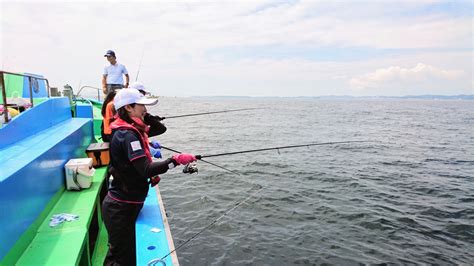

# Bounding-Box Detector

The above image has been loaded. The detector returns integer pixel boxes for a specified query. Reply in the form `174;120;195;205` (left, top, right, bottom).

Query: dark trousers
106;84;124;94
100;121;112;143
102;195;144;266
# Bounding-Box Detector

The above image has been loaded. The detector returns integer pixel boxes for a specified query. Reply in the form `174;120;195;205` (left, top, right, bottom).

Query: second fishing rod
162;140;367;175
194;140;367;159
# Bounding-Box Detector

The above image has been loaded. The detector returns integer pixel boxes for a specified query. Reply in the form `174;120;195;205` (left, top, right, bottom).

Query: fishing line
196;140;368;159
161;145;240;175
150;141;367;264
158;187;265;262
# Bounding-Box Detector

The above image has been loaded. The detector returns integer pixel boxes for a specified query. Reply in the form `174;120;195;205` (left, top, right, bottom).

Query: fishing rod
161;145;241;176
161;107;261;120
154;187;264;264
196;140;368;159
135;48;145;81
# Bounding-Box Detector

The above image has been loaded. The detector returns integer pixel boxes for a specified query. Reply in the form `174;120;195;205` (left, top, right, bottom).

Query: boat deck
14;167;107;265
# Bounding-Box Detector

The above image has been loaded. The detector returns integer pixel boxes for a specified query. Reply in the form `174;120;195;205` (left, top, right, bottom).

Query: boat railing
0;70;50;124
76;85;102;102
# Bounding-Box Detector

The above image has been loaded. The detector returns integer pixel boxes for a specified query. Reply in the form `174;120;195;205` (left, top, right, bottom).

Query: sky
1;0;473;97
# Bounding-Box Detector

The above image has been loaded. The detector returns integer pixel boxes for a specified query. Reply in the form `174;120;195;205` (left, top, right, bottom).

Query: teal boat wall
136;189;175;266
0;97;72;148
76;102;94;119
0;98;94;260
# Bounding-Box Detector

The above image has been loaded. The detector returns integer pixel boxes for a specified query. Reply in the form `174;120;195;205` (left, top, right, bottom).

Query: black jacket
109;128;172;202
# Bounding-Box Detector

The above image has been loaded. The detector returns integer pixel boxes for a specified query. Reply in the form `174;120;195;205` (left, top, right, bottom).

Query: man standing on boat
102;50;129;95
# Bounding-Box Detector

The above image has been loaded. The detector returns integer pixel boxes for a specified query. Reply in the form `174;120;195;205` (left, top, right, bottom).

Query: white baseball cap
129;82;146;92
114;88;158;110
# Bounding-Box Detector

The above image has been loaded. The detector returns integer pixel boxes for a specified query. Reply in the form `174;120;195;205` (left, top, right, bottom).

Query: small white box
64;158;96;191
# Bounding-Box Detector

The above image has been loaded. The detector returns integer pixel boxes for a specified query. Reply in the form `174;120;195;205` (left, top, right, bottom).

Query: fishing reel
183;163;198;174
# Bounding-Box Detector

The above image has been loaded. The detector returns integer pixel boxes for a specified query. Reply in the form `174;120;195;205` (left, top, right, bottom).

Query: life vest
103;101;115;135
110;117;152;162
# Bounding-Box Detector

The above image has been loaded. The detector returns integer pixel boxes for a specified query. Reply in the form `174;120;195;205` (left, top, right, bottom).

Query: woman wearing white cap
102;88;196;265
130;82;167;138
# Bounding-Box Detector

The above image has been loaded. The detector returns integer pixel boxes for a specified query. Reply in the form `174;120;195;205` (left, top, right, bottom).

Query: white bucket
64;158;96;191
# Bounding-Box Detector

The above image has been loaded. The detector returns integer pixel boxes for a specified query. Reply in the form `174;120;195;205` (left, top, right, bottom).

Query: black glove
150;176;161;187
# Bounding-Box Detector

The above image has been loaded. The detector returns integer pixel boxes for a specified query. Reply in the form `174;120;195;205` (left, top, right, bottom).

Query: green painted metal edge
16;229;88;266
0;188;64;266
91;223;109;266
93;119;102;141
92;102;103;140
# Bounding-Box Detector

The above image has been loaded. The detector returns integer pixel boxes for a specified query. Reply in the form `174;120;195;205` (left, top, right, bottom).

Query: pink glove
172;153;197;165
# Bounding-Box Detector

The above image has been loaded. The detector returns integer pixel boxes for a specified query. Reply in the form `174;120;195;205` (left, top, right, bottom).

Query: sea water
148;97;473;265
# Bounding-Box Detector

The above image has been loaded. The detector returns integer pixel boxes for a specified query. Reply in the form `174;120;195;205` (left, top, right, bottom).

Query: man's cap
104;50;116;57
114;88;158;110
129;82;149;94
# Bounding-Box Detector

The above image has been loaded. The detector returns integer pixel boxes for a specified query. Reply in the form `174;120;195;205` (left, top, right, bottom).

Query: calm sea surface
147;98;473;265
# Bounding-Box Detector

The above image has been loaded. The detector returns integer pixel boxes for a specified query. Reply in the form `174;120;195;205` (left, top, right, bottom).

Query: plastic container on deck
65;158;95;191
86;142;110;167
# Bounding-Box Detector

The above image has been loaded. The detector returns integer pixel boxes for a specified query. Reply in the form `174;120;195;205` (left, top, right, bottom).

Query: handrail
77;85;102;101
0;71;50;124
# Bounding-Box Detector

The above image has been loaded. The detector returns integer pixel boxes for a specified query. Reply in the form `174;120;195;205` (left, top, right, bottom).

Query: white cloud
0;1;472;96
349;63;469;95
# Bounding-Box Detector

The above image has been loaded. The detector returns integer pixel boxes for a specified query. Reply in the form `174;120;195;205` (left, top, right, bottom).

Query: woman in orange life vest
101;91;117;142
101;88;196;266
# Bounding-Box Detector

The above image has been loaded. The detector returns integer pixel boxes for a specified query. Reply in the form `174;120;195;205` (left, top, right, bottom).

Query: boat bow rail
76;85;102;102
0;71;51;124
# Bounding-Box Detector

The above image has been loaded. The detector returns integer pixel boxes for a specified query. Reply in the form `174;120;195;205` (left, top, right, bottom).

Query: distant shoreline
78;93;473;100
185;94;474;100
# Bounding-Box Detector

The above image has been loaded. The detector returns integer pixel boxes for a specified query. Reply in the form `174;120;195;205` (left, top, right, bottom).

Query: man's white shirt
103;63;128;85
